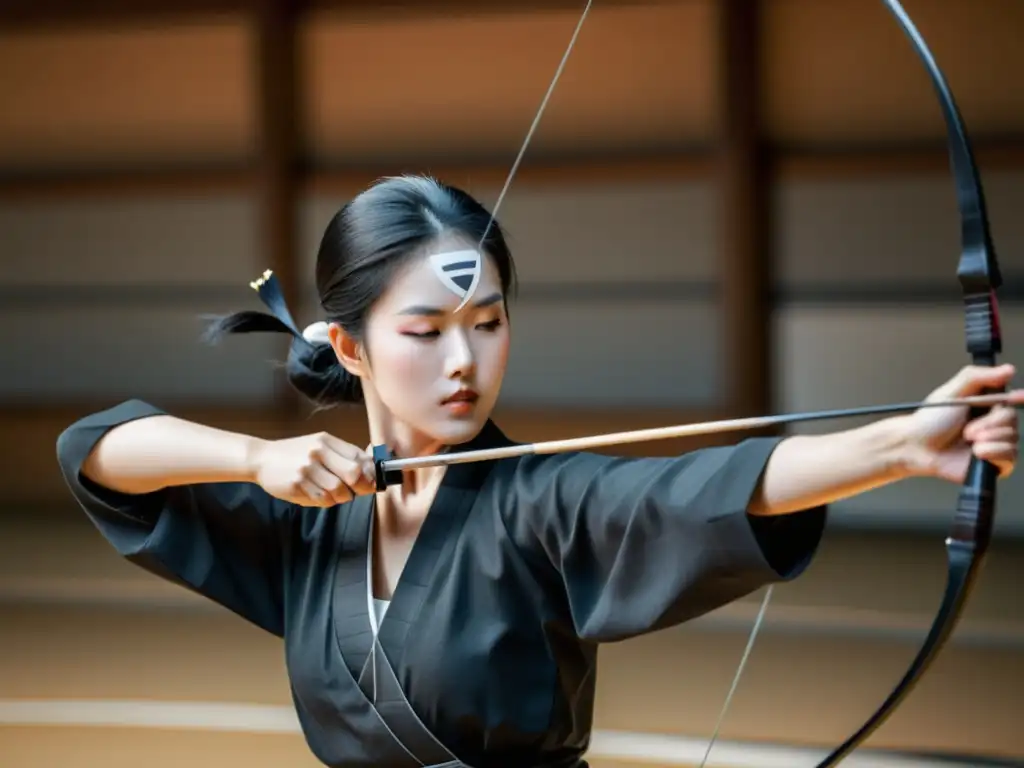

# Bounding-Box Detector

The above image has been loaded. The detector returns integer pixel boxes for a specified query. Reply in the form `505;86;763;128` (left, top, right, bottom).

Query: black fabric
57;401;827;768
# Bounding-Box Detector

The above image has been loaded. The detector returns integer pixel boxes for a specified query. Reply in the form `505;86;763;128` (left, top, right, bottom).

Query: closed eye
401;319;502;340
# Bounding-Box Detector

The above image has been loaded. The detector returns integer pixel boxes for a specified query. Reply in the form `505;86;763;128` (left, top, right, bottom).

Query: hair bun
203;270;363;407
285;335;363;406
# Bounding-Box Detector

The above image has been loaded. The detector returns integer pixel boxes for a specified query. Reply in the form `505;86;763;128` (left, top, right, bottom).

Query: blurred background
1;0;1022;766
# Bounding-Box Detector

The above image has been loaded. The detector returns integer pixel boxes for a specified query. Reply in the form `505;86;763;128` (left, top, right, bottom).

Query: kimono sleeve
504;437;826;642
55;400;294;637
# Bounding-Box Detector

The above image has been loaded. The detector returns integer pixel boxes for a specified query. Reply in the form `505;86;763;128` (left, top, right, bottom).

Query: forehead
385;247;502;303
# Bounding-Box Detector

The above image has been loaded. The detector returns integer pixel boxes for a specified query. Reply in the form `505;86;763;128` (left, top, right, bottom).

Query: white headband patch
428;249;482;312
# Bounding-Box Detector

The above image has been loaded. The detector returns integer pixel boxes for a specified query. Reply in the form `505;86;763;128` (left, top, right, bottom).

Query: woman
57;174;1020;768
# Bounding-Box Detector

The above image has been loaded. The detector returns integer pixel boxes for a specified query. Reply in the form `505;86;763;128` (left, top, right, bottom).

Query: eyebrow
398;292;503;317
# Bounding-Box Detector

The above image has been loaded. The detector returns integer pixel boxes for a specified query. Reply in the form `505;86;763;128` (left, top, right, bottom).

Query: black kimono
56;400;826;768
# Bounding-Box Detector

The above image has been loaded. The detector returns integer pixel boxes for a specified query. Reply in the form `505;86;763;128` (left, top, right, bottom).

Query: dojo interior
1;1;1023;766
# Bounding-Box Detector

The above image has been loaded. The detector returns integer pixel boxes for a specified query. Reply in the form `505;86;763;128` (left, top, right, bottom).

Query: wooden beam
306;0;672;9
717;0;772;423
0;167;255;202
253;0;302;413
301;0;678;24
0;0;671;29
0;0;248;29
0;139;1021;203
0;152;713;202
304;151;714;198
775;138;1024;179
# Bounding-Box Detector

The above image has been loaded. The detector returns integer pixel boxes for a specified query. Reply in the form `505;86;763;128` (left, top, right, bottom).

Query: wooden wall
1;1;1024;766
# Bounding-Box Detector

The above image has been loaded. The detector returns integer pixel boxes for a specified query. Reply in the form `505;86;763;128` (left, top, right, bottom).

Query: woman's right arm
56;400;373;637
77;407;264;495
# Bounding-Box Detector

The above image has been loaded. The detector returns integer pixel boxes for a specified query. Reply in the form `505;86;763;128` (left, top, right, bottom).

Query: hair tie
302;321;331;345
249;269;304;339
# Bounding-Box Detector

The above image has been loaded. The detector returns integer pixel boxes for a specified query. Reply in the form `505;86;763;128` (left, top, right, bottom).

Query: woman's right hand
249;432;377;507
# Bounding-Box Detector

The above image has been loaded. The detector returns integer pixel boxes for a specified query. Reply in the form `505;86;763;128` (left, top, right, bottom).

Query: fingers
967;425;1017;444
963;405;1018;440
937;363;1016;399
305;462;355;504
260;432;386;507
296;457;369;507
964;404;1019;478
298;478;335;507
295;432;376;502
972;441;1018;477
320;434;377;492
317;443;377;495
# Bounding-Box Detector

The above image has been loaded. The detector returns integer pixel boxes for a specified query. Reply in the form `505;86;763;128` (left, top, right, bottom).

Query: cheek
374;338;441;390
479;328;511;378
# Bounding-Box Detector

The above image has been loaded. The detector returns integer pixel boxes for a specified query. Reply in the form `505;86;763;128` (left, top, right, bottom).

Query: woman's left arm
751;364;1023;518
503;364;1021;643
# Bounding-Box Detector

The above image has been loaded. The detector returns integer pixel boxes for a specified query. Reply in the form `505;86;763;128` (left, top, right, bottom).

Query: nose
444;328;476;379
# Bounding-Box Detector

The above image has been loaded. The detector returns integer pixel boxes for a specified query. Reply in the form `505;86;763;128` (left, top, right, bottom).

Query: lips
442;389;478;405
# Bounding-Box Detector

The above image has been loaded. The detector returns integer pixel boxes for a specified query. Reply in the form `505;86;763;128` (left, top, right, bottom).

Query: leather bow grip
949;382;1001;556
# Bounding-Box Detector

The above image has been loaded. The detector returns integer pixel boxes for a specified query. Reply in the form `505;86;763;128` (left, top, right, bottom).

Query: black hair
204;175;517;407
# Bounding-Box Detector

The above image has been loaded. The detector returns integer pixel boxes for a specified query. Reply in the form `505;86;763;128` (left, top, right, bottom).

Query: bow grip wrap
952;452;998;556
950;287;1002;555
373;444;402;490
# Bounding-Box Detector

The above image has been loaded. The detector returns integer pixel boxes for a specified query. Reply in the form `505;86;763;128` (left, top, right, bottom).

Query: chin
429;413;491;446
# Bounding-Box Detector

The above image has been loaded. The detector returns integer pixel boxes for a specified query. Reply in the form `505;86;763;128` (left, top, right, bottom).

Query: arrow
376;393;1021;478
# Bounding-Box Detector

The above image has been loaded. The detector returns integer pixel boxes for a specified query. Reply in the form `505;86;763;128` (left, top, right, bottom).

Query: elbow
746;480;770;516
55;415;113;489
54;404;154;495
55;419;91;485
55;415;167;529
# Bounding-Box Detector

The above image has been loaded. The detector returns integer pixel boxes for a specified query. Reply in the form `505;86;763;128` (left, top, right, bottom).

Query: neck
362;390;449;496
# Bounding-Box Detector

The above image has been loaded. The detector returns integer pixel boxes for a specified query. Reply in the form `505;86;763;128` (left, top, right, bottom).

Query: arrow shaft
381;393;1014;473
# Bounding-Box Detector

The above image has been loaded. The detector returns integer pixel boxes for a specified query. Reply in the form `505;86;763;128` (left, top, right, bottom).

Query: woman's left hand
903;364;1024;483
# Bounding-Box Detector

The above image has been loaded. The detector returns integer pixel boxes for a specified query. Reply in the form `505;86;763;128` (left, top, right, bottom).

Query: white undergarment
373;597;390;624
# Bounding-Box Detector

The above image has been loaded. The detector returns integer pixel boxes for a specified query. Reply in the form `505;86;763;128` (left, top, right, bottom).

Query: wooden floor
1;509;1023;767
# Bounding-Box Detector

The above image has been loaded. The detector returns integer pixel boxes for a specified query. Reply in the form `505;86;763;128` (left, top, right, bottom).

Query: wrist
242;435;270;483
878;415;928;479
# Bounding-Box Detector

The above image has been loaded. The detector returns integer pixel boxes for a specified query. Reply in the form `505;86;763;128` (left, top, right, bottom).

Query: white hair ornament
302;321;331;345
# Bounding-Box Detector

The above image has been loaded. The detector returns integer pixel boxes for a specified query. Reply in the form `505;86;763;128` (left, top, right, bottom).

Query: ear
327;323;368;378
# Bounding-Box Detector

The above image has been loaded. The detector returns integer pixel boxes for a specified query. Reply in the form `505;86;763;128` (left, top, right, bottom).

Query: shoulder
492;436;786;501
489;436;790;538
491;449;631;499
485;449;629;545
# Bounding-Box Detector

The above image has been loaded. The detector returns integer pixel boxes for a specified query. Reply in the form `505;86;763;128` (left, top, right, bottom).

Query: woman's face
352;244;511;449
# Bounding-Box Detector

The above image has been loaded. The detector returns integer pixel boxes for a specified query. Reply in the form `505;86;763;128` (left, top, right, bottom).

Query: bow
808;1;1003;764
